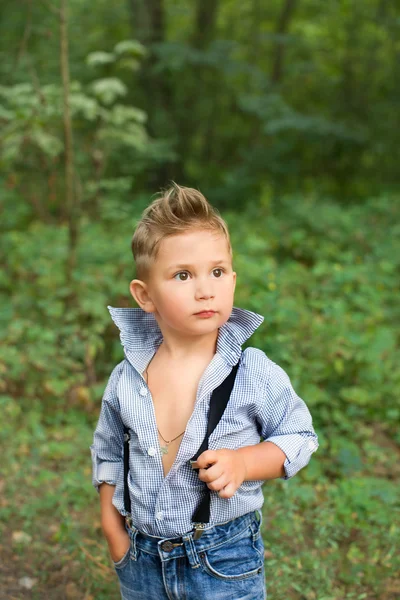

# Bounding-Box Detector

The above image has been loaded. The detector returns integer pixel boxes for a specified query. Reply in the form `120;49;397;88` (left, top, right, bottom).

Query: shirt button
147;447;157;457
139;387;148;396
156;511;164;520
308;440;317;451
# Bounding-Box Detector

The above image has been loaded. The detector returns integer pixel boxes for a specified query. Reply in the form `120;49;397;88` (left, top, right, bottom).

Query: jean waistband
125;510;261;563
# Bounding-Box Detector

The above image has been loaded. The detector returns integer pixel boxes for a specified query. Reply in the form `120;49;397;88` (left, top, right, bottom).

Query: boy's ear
129;279;156;313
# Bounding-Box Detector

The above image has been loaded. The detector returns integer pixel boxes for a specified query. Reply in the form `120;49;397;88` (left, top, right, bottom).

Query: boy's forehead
157;230;231;264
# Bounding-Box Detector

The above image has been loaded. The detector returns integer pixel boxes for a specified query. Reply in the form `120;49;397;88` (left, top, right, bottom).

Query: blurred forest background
0;1;399;599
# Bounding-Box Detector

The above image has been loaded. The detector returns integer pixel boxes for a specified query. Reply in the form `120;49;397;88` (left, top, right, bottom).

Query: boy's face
131;229;236;339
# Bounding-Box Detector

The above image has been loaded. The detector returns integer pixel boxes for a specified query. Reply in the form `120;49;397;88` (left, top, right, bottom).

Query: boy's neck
156;327;219;362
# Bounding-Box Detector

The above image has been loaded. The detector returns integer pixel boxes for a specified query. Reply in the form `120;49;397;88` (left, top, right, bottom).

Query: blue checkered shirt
91;306;318;537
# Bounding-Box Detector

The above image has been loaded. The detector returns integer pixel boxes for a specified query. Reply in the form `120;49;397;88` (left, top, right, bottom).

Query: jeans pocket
113;545;131;570
199;524;265;581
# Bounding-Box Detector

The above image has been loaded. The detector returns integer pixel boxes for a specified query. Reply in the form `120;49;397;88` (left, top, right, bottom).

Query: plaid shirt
91;306;318;537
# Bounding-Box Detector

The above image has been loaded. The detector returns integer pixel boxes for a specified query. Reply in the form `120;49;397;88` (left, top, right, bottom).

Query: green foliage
0;195;399;598
0;218;133;407
1;194;398;443
229;196;400;440
90;77;128;105
1;1;399;198
0;1;399;597
114;40;147;58
86;51;117;67
0;44;164;218
0;388;398;599
87;40;147;74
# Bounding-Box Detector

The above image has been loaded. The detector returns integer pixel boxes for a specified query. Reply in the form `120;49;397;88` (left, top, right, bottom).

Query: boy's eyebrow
168;259;230;271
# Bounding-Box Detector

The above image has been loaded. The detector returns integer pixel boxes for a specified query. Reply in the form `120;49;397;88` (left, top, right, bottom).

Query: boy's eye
212;268;224;278
174;271;190;281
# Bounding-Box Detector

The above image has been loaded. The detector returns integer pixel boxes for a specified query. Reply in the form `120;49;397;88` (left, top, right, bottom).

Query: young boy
91;184;318;600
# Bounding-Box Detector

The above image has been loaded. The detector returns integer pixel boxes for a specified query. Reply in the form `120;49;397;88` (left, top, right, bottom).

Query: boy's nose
195;280;215;300
196;290;214;300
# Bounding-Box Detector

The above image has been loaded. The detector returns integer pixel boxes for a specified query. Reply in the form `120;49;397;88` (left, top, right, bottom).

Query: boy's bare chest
147;373;201;477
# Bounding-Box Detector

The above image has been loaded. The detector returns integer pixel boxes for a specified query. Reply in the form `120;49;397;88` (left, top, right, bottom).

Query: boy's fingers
192;450;218;470
198;463;223;483
205;474;227;491
218;483;235;499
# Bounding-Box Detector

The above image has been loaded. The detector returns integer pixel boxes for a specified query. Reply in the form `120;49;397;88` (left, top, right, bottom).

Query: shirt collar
107;306;264;370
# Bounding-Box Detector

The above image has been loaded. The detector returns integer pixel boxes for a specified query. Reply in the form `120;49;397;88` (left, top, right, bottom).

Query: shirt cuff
265;434;318;480
91;447;123;491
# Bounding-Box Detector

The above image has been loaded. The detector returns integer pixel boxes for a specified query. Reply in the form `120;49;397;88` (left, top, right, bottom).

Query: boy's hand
192;449;247;499
99;483;130;563
106;528;131;563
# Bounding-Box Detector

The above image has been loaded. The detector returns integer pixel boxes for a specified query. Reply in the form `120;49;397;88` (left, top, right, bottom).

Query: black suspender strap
190;362;239;532
123;427;131;515
123;362;240;534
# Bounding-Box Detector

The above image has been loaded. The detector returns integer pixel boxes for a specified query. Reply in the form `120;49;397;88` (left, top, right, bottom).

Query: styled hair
131;183;231;278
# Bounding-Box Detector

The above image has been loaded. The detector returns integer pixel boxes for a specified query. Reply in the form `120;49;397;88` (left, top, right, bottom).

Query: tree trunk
250;0;262;64
186;0;221;171
271;0;298;84
193;0;219;49
127;0;178;186
127;0;149;43
60;0;78;295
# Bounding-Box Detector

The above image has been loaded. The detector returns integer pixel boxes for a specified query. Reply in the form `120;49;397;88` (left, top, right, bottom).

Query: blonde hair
132;183;231;278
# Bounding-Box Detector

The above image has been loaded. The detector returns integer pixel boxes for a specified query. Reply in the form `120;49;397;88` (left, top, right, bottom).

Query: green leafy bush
1;193;399;599
1;194;399;447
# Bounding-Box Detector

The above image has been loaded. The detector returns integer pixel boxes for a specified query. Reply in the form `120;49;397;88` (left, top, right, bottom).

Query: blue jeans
113;511;266;600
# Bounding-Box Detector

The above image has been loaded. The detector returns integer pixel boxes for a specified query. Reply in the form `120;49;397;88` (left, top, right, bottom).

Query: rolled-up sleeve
256;361;318;479
90;361;125;491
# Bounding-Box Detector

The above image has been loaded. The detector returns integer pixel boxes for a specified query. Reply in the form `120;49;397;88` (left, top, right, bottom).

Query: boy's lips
194;310;217;317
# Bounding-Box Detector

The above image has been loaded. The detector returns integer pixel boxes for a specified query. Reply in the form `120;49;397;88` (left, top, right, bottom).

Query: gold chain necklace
157;428;185;455
144;363;185;455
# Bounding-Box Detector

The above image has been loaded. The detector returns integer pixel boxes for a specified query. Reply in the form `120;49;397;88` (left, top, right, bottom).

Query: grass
0;395;399;600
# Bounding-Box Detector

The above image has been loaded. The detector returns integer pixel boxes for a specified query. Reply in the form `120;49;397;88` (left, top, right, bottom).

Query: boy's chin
178;320;221;337
193;313;230;331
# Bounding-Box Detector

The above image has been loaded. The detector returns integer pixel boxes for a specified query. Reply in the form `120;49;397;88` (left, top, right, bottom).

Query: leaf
114;40;147;58
86;51;116;67
108;104;147;125
339;387;369;406
30;129;64;158
70;93;100;121
98;122;148;150
0;104;14;120
90;78;127;105
364;328;396;362
116;57;141;72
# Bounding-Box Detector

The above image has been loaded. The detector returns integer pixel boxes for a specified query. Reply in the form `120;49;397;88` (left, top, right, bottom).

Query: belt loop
130;528;139;561
250;511;262;541
126;517;139;561
182;533;201;569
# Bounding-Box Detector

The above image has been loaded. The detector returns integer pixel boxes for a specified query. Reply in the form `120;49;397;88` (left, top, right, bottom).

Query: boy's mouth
194;310;216;318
